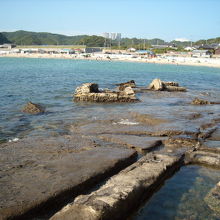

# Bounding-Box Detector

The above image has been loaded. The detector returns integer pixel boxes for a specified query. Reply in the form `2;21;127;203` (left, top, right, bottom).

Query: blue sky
1;0;220;41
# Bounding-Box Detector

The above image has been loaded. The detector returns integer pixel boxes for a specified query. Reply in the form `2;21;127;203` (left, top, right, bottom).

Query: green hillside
195;37;220;45
0;33;11;44
2;30;87;45
0;30;219;48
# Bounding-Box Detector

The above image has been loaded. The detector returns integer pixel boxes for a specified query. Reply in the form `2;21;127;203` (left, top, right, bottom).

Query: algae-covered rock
22;102;45;114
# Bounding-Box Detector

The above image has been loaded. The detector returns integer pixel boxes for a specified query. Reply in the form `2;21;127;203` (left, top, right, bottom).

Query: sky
1;0;220;41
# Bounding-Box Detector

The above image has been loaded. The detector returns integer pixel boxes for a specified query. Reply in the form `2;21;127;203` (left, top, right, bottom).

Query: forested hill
1;30;87;45
0;33;11;44
0;30;219;48
194;37;220;45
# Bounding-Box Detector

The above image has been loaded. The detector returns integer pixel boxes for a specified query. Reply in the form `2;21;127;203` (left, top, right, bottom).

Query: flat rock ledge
204;181;220;217
0;137;137;220
98;134;163;152
74;83;139;103
50;153;183;220
147;78;186;92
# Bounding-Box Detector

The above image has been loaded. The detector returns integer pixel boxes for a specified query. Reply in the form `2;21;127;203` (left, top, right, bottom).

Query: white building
192;50;212;58
110;33;121;41
102;32;110;39
102;33;121;41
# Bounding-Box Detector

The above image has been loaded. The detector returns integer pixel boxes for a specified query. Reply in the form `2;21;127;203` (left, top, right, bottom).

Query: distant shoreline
1;53;220;69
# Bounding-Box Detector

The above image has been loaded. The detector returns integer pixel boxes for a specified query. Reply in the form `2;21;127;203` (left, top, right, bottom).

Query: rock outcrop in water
74;83;139;102
22;102;45;114
147;78;186;92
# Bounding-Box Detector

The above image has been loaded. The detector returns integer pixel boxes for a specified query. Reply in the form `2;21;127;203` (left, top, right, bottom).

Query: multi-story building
102;33;121;41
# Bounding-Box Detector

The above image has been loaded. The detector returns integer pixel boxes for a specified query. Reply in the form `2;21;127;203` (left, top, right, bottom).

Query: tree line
0;30;219;49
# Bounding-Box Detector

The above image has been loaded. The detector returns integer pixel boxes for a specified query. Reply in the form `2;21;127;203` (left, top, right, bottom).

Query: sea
0;57;220;142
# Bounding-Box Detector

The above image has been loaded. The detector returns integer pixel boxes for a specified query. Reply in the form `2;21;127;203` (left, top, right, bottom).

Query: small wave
8;138;19;143
113;119;139;125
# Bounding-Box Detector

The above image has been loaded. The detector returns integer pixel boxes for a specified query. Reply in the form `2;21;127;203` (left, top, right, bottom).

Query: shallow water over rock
132;165;220;220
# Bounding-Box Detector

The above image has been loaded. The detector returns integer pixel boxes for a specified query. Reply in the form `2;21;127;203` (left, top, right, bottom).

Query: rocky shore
1;78;220;220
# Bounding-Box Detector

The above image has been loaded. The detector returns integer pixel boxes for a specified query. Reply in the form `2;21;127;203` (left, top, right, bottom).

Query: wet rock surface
0;135;137;220
50;153;183;220
22;102;45;114
208;128;220;141
98;134;165;152
74;83;139;102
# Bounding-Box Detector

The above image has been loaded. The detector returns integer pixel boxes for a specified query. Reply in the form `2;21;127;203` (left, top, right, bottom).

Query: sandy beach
1;52;220;68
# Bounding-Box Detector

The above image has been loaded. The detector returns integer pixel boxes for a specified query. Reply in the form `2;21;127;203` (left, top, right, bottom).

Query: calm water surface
133;165;220;220
0;57;220;141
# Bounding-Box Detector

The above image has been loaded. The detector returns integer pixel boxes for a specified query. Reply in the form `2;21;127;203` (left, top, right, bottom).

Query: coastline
1;53;220;68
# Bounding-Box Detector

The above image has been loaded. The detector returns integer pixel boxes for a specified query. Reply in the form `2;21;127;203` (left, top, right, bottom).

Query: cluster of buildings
0;45;102;55
150;42;220;58
0;41;220;59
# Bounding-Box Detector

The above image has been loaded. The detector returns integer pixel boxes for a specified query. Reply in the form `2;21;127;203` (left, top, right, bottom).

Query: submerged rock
22;102;45;114
74;83;139;103
147;78;186;92
191;98;210;105
191;98;220;105
204;181;220;217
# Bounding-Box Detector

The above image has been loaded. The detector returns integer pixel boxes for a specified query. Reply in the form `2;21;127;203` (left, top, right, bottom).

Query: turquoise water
0;57;220;141
133;165;220;220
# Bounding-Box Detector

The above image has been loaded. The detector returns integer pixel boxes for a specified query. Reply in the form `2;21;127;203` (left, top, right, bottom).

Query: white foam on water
113;119;139;125
8;138;19;143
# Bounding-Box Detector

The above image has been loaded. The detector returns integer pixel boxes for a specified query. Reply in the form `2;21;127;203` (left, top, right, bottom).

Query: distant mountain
0;30;219;48
1;30;87;45
0;31;167;48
